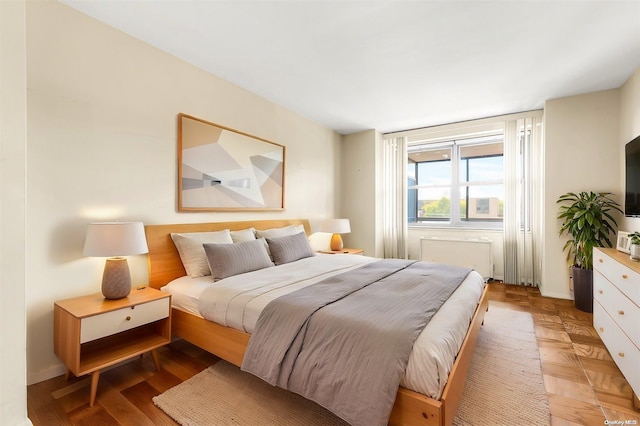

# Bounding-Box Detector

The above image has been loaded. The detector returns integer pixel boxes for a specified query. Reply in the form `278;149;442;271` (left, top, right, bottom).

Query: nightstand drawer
81;297;170;343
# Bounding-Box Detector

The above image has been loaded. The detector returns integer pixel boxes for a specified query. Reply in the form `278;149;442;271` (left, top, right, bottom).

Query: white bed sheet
161;254;484;399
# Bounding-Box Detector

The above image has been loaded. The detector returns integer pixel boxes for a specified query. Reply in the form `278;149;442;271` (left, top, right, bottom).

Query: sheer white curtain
381;136;408;259
503;115;544;286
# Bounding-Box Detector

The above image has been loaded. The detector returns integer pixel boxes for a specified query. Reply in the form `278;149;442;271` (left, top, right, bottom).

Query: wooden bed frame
145;219;489;426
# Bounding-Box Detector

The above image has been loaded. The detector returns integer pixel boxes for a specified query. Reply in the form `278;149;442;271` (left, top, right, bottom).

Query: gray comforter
241;259;471;426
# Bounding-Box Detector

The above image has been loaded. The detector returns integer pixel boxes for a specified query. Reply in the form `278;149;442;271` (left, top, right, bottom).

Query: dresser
593;247;640;409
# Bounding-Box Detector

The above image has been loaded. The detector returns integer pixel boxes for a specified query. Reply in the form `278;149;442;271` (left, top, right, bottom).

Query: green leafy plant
557;191;622;270
629;231;640;245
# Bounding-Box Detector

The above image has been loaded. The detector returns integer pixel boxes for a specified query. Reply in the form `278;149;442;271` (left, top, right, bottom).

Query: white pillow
171;230;233;277
255;224;305;239
230;228;256;243
255;225;305;259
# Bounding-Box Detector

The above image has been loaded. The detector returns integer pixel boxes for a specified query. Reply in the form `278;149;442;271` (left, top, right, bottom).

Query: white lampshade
321;219;351;234
83;222;148;300
83;222;148;257
321;219;351;251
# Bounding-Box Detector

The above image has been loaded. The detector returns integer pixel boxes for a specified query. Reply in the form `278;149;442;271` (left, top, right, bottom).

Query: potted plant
557;191;622;312
629;231;640;261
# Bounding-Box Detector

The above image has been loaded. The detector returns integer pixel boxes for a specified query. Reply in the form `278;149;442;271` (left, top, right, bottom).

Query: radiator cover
420;237;493;281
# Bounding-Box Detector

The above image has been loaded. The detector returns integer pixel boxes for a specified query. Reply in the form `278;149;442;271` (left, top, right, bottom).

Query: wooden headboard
144;219;311;289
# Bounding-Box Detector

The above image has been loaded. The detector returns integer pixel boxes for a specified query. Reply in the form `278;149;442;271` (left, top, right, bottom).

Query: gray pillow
203;238;273;280
171;230;233;277
266;232;316;265
255;225;306;259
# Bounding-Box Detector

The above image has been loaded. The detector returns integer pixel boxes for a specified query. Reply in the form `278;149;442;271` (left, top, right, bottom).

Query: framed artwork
177;113;285;211
616;230;631;254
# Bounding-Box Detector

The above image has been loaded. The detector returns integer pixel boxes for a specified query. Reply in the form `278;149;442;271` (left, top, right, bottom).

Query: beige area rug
153;305;549;426
453;305;550;425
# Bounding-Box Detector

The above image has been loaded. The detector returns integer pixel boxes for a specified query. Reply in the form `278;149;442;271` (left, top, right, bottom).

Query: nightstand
319;248;364;255
54;286;171;406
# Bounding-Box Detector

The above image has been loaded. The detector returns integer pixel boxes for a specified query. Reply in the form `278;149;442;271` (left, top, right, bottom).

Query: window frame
407;134;504;230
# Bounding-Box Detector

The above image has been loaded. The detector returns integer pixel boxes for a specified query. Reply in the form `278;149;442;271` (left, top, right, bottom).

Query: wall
1;0;31;424
542;89;621;299
619;68;640;234
26;0;341;384
340;130;381;256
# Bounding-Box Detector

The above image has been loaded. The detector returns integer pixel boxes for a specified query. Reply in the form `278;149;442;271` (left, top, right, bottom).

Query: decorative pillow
266;232;316;265
230;228;256;243
254;224;305;239
203;238;274;280
170;230;233;277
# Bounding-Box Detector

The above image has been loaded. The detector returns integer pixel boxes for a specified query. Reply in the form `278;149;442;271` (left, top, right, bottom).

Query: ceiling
60;1;640;135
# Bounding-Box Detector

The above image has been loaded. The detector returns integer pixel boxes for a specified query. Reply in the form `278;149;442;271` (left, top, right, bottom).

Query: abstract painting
178;114;285;211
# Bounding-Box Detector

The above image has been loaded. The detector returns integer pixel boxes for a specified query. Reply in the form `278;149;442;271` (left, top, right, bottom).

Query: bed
145;219;489;426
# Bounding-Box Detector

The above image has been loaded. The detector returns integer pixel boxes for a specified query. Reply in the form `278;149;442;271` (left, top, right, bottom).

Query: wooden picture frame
177;113;285;211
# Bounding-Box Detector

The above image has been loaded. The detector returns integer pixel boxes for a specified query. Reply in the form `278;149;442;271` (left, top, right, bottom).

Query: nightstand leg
65;368;71;381
89;370;100;407
150;349;160;371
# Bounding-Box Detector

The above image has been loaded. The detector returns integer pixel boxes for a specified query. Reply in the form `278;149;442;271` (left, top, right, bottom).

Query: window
407;134;504;227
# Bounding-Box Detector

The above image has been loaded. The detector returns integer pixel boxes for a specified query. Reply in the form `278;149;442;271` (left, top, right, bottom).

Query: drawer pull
126;316;131;321
598;258;603;263
618;310;624;315
599;327;604;332
618;352;625;358
598;290;603;294
622;274;628;280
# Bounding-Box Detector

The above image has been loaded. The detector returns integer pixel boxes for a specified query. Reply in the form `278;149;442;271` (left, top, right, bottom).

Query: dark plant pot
572;266;593;313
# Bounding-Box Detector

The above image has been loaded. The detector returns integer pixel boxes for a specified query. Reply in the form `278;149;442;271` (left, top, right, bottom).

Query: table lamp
83;222;149;299
321;219;351;251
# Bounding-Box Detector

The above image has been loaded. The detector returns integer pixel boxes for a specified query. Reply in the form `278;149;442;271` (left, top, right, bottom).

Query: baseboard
28;356;149;385
28;363;66;386
539;288;572;300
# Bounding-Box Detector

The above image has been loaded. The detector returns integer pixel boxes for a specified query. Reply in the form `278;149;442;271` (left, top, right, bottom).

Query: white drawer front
594;271;640;349
594;301;640;395
81;297;170;343
594;248;640;304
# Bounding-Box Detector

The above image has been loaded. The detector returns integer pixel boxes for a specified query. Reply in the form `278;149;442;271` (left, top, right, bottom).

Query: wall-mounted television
625;134;640;217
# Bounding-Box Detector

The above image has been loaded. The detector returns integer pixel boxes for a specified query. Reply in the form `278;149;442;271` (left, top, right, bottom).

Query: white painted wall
542;89;622;299
25;1;340;384
340;130;381;256
1;0;31;424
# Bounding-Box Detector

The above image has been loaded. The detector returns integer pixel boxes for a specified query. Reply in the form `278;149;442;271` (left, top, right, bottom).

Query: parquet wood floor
27;283;640;425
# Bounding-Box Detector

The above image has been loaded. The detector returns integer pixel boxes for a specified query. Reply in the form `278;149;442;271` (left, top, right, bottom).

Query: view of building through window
407;134;504;227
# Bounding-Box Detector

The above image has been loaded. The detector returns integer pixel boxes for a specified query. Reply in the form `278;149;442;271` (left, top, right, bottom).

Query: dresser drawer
594;248;640;304
81;297;170;343
594;271;640;348
594;301;640;394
